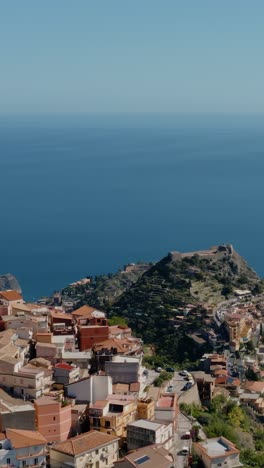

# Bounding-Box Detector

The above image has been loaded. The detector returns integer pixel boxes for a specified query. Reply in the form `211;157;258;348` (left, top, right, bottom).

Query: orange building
34;396;72;442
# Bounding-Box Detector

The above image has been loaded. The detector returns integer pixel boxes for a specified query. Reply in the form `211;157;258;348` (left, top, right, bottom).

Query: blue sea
1;113;264;300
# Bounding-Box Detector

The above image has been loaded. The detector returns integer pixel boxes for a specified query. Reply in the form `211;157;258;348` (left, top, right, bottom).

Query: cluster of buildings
215;298;262;349
0;289;179;467
188;352;264;422
3;280;262;467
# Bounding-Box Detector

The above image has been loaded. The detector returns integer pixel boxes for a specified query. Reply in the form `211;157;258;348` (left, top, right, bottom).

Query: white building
65;374;112;403
0;429;47;467
127;419;174;452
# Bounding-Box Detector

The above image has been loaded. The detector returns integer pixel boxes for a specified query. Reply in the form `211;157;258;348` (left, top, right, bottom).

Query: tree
245;368;259;381
108;316;128;327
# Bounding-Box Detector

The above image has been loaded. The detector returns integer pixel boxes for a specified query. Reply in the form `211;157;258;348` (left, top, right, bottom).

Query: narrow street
174;412;192;468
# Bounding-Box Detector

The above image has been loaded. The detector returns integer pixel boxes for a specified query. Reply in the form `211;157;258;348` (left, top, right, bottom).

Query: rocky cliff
0;273;22;293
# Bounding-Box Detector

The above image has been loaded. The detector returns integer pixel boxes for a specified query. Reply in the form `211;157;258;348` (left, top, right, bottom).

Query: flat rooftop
157;396;174;408
128;419;162;431
112;355;140;363
198;437;239;457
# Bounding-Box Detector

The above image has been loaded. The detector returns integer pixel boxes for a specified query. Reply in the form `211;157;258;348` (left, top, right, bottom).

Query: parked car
185;374;193;381
181;431;191;440
156;367;162;372
181;446;189;456
179;370;188;376
143;369;149;376
166;367;175;373
183;382;193;391
167;385;174;392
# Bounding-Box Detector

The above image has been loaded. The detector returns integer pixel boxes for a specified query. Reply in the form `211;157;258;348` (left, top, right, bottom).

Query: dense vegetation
61;246;262;366
61;263;150;308
107;247;261;365
180;396;264;467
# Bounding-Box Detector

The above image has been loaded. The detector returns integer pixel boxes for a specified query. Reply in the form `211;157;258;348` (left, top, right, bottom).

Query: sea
1;113;264;301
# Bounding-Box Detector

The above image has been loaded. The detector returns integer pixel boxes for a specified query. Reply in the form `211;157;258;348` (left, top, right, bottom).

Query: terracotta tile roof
226;377;241;387
6;429;47;448
72;305;98;317
244;381;264;393
52;430;119;456
215;377;227;385
50;310;72;320
0;290;22;301
92;338;134;354
55;362;74;371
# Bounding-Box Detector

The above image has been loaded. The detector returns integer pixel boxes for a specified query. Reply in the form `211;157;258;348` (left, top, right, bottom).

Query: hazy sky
1;1;264;113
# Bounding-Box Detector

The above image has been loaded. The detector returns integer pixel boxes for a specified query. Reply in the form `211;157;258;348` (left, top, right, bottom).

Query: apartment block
50;430;119;468
89;395;137;440
127;419;174;452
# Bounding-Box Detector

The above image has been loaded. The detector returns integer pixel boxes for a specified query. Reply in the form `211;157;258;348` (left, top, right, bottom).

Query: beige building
0;365;45;399
50;430;119;468
137;398;155;420
89;395;137;441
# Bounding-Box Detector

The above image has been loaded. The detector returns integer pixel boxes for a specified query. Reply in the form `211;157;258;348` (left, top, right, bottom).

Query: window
53;416;56;421
7;459;10;465
95;449;99;455
34;458;38;465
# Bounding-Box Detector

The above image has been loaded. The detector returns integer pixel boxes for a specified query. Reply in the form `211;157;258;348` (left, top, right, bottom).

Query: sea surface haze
0;113;264;300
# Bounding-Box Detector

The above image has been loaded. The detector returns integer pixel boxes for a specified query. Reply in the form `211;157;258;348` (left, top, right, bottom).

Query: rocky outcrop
0;273;22;293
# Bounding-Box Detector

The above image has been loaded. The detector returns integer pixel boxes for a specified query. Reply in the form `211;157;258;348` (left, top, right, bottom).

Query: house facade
50;430;119;468
0;429;47;468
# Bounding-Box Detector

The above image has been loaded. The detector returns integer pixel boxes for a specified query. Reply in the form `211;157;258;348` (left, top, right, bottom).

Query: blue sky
1;1;264;113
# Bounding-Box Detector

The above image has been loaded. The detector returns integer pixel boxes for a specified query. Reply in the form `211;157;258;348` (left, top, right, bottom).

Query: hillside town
0;279;264;468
